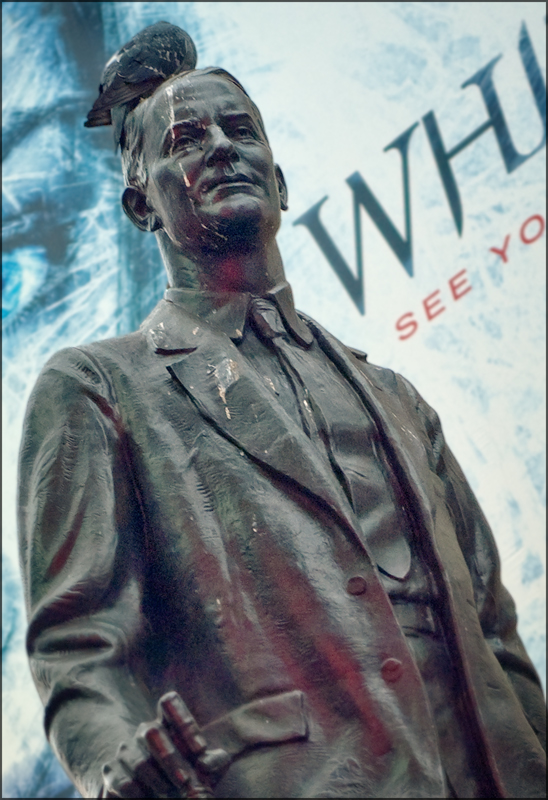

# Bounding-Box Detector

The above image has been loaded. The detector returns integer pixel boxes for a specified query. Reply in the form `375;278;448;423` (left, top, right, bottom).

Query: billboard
2;3;545;796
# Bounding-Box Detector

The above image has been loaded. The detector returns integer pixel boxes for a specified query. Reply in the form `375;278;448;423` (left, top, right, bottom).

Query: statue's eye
164;127;203;155
174;135;199;151
233;125;256;139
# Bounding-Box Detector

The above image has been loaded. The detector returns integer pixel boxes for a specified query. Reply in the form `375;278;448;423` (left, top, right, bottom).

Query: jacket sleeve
18;347;156;798
396;373;546;753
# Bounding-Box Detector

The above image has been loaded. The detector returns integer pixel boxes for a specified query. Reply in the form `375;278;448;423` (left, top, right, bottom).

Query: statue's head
121;69;288;255
86;24;288;259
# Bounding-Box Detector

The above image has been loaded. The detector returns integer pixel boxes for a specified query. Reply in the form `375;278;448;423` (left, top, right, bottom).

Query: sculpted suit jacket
18;296;546;798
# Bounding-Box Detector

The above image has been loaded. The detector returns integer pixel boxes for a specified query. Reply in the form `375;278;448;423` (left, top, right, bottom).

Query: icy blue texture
3;3;545;797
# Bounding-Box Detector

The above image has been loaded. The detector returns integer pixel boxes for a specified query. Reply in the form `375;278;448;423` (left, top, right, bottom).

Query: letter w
293;123;418;315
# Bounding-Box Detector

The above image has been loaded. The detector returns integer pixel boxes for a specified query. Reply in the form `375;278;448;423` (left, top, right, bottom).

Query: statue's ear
122;187;162;232
275;165;288;211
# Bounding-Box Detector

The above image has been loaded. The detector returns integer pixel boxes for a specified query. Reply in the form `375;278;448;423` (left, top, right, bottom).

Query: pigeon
84;21;197;142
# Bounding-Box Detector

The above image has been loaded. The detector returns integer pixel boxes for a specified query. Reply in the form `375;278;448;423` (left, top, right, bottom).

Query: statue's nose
205;126;238;166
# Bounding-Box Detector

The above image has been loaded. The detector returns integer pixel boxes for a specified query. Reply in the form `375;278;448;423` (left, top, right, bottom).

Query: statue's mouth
203;173;255;193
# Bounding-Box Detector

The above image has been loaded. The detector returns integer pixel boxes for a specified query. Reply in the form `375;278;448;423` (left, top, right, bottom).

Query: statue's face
139;73;287;253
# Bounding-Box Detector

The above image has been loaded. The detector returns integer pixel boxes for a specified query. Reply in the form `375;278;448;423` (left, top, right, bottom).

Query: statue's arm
18;347;158;797
396;373;546;753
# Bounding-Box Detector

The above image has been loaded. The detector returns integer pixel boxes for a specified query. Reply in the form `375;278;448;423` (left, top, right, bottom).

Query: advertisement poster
3;3;545;796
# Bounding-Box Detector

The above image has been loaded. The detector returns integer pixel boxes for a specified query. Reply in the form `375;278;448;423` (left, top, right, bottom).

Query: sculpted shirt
165;283;481;797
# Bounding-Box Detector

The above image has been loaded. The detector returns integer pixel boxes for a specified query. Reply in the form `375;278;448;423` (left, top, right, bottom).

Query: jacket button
346;576;367;595
381;658;403;683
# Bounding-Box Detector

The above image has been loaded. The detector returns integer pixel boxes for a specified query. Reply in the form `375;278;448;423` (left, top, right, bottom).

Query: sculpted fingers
156;692;230;793
138;720;215;799
102;754;148;798
158;692;230;782
136;720;193;791
120;738;177;797
158;692;207;758
102;740;174;798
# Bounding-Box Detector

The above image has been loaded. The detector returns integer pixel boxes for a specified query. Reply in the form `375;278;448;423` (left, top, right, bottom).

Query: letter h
423;22;546;236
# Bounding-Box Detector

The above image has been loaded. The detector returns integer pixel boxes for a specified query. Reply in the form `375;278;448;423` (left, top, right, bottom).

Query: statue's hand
101;692;230;798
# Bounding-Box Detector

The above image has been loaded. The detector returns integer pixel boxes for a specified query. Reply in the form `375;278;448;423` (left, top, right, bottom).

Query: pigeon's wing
119;22;197;79
84;75;164;127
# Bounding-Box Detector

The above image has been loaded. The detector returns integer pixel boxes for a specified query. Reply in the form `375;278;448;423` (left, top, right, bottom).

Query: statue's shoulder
33;302;170;397
47;298;176;368
27;332;143;415
43;328;146;376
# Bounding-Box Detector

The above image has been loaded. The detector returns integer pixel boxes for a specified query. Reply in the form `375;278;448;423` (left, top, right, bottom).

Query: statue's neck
155;230;286;295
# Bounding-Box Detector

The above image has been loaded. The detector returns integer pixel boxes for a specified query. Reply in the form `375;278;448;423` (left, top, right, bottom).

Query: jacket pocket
202;689;309;759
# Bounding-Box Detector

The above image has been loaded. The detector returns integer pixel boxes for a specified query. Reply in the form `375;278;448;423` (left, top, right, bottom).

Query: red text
396;269;473;341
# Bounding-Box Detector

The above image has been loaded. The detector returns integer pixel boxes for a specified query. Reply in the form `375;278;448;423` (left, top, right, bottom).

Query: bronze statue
18;22;546;799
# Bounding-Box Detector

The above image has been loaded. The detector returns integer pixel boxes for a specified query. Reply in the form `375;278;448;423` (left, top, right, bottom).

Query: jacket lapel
143;301;365;545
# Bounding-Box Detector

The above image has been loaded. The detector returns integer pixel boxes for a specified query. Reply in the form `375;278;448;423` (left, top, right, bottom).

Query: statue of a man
18;23;546;799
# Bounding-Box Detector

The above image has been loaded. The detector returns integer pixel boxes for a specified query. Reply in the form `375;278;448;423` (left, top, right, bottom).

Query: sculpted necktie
248;298;355;504
248;297;413;582
248;298;320;438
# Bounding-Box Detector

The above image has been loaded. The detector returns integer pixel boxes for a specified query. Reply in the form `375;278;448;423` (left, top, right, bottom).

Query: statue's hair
119;67;268;191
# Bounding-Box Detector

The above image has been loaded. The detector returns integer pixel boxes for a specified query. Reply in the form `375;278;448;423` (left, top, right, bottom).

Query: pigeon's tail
84;109;111;128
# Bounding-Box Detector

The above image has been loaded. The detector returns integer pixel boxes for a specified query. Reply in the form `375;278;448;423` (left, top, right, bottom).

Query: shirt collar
164;281;314;347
